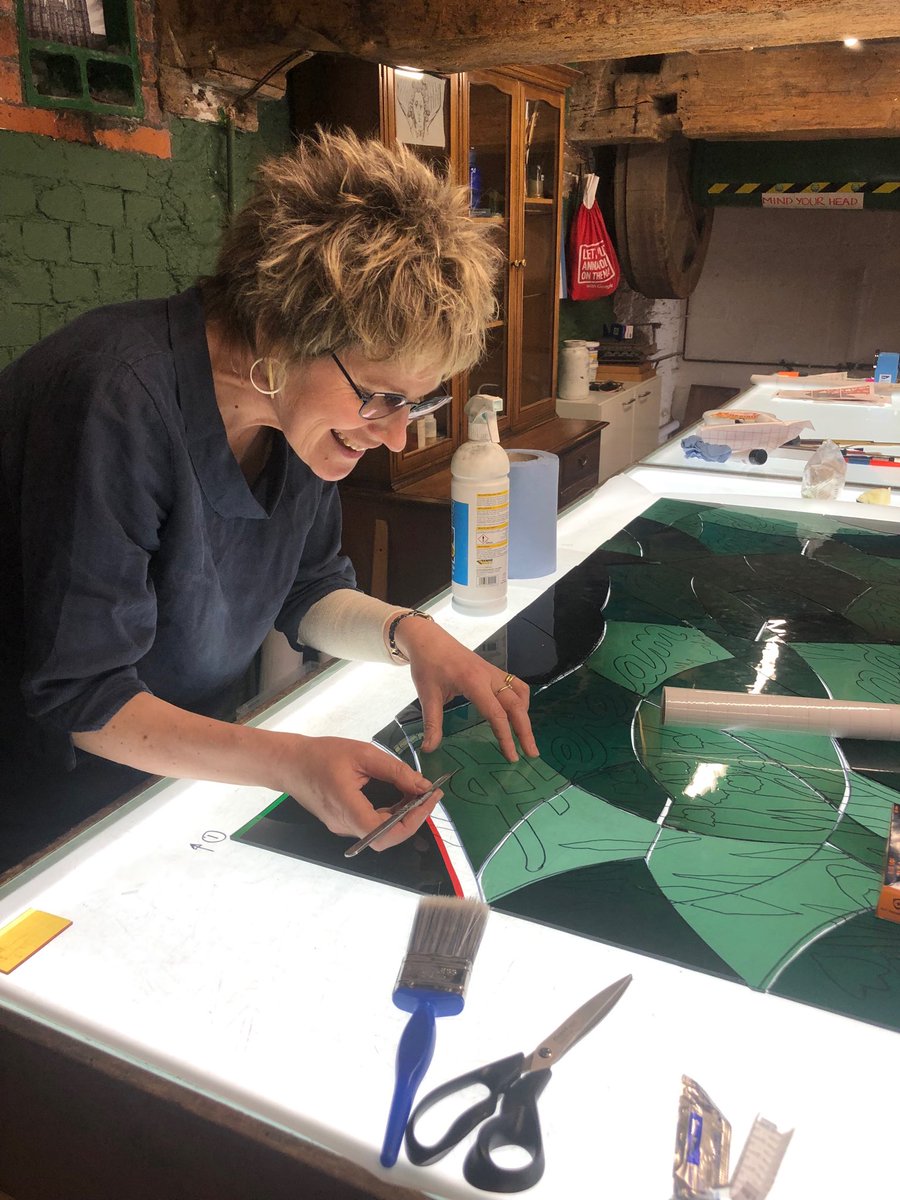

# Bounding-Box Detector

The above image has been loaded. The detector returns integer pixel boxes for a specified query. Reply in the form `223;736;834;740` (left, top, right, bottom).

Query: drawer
557;434;601;508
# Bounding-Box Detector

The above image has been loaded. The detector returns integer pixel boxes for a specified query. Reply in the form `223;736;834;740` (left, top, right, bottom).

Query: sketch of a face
396;74;446;147
409;82;429;139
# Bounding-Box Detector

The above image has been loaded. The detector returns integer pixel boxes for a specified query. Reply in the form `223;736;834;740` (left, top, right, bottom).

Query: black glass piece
771;910;900;1033
493;858;743;982
838;740;900;793
232;780;456;895
577;759;672;823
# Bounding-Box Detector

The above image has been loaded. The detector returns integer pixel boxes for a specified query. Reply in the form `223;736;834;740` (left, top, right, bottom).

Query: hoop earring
249;357;288;396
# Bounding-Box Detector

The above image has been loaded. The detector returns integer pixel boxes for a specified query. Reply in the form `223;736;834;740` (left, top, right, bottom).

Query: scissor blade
521;975;632;1073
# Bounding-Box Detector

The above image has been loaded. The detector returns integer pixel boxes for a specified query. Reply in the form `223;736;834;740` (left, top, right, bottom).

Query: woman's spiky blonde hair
200;128;501;379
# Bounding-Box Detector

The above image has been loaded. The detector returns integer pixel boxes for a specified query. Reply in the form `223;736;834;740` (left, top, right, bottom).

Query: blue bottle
468;147;482;212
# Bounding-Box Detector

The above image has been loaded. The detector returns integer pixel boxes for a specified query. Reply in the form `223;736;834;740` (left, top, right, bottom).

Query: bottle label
451;498;469;585
451;488;509;589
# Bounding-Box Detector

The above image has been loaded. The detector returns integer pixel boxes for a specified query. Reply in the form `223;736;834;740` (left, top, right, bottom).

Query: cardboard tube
662;687;900;741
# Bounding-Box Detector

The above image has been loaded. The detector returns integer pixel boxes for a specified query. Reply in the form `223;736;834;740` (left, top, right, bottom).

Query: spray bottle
451;392;509;614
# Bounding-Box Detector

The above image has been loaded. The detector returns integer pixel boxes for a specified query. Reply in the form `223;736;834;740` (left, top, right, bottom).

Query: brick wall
0;0;169;156
0;101;291;366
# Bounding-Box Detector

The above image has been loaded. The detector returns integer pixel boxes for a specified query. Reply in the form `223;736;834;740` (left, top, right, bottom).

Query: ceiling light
843;36;861;48
395;67;425;79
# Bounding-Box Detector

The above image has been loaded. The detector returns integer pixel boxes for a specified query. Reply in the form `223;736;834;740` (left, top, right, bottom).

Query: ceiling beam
568;41;900;142
158;0;900;72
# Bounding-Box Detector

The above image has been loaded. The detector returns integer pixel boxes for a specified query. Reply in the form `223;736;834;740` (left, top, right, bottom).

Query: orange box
876;803;900;924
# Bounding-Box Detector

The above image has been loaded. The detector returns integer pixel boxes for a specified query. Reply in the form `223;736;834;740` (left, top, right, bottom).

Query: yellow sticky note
0;908;72;973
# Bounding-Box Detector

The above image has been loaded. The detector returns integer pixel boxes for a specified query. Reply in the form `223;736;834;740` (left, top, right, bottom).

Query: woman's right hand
277;734;441;850
72;695;442;852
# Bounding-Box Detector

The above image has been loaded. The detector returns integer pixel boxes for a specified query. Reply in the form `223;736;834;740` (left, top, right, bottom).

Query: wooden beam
568;41;900;143
156;0;900;72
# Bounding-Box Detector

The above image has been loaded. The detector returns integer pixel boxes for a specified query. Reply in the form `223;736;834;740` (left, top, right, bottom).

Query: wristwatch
387;609;434;663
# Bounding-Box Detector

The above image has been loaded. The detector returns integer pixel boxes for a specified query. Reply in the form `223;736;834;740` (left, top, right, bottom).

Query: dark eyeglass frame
331;353;452;421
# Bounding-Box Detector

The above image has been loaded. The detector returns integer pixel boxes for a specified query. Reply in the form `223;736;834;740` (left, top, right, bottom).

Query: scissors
404;973;632;1192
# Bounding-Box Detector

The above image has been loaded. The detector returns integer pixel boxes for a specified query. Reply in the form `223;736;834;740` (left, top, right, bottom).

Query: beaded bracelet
387;609;434;662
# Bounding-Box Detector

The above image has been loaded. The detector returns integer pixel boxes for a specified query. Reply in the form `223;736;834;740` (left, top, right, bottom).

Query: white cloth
297;590;408;666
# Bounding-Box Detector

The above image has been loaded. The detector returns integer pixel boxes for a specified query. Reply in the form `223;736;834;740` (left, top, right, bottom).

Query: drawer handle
577;455;588;469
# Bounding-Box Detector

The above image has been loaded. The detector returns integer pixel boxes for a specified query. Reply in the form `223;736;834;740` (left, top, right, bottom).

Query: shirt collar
167;288;288;519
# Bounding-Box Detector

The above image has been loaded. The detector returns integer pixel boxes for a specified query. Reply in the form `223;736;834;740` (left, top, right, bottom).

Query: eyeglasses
331;353;452;421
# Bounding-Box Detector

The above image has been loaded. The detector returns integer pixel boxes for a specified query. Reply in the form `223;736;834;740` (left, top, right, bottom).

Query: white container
451;394;509;614
558;343;591;401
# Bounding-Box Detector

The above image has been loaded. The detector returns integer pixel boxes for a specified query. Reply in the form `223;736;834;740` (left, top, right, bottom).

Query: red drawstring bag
567;174;620;299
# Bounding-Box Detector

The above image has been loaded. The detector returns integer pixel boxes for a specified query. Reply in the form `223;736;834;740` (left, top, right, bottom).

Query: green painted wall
0;101;291;367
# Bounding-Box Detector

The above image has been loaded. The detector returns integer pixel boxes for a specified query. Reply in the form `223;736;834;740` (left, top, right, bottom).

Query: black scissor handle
463;1068;551;1193
405;1052;525;1167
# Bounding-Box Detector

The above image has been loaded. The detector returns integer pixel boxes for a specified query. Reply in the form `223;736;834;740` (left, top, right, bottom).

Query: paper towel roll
508;449;559;578
662;687;900;740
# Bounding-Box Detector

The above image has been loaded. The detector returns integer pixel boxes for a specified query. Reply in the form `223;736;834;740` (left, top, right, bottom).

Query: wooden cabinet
288;56;600;606
463;66;572;438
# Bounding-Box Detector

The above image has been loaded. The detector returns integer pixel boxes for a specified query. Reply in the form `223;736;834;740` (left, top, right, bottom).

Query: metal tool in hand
344;771;457;858
404;973;632;1192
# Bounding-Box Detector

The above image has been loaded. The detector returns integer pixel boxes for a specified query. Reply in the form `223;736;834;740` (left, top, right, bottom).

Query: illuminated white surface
644;381;900;488
0;472;897;1198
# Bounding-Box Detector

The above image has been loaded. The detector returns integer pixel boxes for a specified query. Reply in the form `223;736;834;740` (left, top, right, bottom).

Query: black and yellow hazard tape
707;180;900;195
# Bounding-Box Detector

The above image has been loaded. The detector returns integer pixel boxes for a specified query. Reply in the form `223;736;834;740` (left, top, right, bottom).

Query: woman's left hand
394;617;539;762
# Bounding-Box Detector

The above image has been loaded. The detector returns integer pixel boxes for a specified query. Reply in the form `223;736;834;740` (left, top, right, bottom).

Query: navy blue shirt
0;287;356;776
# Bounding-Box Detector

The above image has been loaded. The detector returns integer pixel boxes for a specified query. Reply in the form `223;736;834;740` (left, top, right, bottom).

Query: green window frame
16;0;143;118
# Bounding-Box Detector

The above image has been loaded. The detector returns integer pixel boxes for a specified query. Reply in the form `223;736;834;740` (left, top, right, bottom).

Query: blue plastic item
682;436;732;463
468;147;482;211
875;351;899;384
380;988;465;1167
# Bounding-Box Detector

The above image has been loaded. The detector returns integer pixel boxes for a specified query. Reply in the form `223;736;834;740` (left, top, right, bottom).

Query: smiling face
271;351;444;482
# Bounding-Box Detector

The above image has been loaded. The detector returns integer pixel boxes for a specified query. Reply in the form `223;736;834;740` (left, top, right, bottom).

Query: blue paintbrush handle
380;1000;437;1168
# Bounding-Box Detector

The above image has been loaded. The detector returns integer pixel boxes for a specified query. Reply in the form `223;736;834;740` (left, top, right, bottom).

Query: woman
0;129;537;872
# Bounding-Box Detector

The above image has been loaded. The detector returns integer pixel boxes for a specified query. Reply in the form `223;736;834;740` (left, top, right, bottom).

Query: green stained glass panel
479;784;658;901
648;830;878;987
791;643;900;703
232;497;900;1033
587;621;732;696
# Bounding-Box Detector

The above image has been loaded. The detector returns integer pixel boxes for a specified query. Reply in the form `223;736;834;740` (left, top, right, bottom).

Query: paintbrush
380;895;489;1168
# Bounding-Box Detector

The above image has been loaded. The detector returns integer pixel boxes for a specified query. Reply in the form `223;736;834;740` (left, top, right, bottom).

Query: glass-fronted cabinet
465;75;513;416
463;69;565;439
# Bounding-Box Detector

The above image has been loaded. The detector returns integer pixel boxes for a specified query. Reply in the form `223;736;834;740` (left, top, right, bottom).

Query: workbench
2;441;898;1200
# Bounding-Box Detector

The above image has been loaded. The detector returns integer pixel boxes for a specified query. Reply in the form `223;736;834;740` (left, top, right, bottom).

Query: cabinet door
464;72;515;430
598;393;635;482
631;378;662;462
515;82;562;430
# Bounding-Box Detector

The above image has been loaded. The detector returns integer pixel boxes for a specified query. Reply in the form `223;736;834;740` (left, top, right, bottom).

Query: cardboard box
876;802;900;923
595;361;656;383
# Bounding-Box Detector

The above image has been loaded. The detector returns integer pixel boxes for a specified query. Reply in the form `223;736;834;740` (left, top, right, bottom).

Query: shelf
524;196;555;206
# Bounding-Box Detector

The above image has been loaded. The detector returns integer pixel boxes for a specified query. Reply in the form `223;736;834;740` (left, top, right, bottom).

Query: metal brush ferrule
397;953;472;995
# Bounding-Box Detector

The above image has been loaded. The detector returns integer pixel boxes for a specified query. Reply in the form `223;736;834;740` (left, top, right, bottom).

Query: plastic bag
567;174;620;299
800;440;847;500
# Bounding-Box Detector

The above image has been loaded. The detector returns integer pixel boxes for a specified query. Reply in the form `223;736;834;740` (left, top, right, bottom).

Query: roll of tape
508;449;559;579
662;687;900;741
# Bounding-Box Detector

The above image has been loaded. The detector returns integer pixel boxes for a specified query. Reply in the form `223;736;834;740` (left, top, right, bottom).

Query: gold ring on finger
496;683;514;695
503;673;516;685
